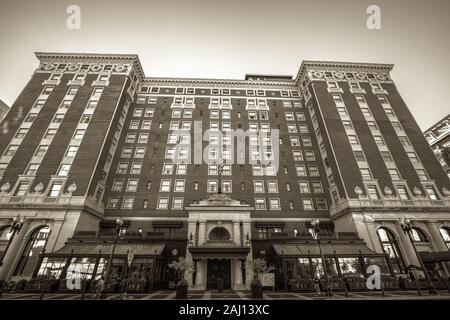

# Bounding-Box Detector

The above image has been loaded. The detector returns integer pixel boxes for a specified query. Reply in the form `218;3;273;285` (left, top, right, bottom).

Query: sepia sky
0;0;449;130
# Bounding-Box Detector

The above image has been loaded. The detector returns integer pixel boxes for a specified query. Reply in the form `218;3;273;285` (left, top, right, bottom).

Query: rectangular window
4;145;18;156
15;128;29;139
172;197;184;210
361;168;372;180
66;146;78;157
381;151;393;162
269;198;281;210
25;163;39;176
49;181;63;197
107;198;119;209
397;186;410;200
207;180;218;193
425;186;438;200
117;162;128;174
416;169;428;181
141;120;152;130
311;181;324;193
348;135;359;144
121;147;132;158
298;181;310;193
126;133;136;143
160;179;171;192
255;198;266;210
73;129;85;140
305;150;316;161
157;197;169;210
130;162;142;174
354;150;366;162
174;179;185;192
293;150;303;161
34;145;48;157
43;128;57;139
57;164;71;176
138;133;149;143
254;180;265;193
122;197;135;209
177;164;187;175
407;152;420;162
112;180;124;191
309;166;320;177
267;181;278;193
15;182;30;196
129;120;140;130
302;199;314;210
126;179;139;192
316;198;328;210
52;114;65;123
134;147;146;158
296;165;307;176
367;185;380;199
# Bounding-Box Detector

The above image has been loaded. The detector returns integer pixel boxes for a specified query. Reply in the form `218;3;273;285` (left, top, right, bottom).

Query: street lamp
310;218;333;297
0;215;25;266
102;217;124;299
399;216;437;295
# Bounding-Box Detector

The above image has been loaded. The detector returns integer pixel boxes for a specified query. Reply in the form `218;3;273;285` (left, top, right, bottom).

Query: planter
250;280;263;299
176;281;188;299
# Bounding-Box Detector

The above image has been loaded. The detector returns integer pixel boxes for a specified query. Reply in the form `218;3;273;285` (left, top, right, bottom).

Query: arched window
410;228;428;242
14;226;51;276
208;227;231;241
377;227;405;274
440;227;450;249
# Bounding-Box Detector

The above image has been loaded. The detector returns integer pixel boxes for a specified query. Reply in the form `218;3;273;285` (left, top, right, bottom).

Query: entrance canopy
273;243;380;257
189;241;250;259
53;243;165;256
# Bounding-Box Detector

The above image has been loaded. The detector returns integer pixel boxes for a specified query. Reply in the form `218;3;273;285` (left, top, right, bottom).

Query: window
302;199;314;210
129;120;140;130
254;180;265;193
293;150;303;161
57;164;71;176
255;198;266;210
44;128;57;139
287;124;297;133
416;169;429;181
398;136;411;146
207;180;218;193
141;120;152;130
14;226;50;276
138;133;149;143
397;186;410;200
49;181;63;197
66;146;78;157
342;120;353;130
298;181;310;193
222;181;232;193
309;166;320;177
33;99;46;110
126;133;136;143
122;197;135;209
389;169;401;180
354;150;366;162
360;168;372;180
367;121;378;131
107;198;119;209
112;180;124;191
73;129;85;140
117;162;128;174
174;180;185;192
316;199;328;210
35;145;48;157
337;107;347;117
160;179;171;192
172;197;184;210
305;150;316;161
299;125;309;133
311;181;324;193
52;113;65;123
361;108;372;117
4;145;18;156
15;128;29;139
267;181;278;193
373;136;385;145
367;185;380;199
15;182;30;196
269;198;281;210
425;186;439;200
134;147;146;158
332;94;344;104
157;197;169;210
25;163;39;176
163;163;174;175
121;147;132;158
87;100;98;109
296;165;307;177
407;152;419;163
290;136;300;147
439;227;450;249
381;151;393;162
377;229;404;274
24;113;37;123
126;179;139;192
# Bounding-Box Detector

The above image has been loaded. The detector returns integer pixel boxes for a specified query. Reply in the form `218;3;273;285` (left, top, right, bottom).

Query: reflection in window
410;228;427;242
377;228;405;273
338;258;362;276
14;226;51;276
440;227;450;249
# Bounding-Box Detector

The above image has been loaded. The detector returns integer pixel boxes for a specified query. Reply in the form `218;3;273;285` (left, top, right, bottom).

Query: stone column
233;222;241;246
194;259;207;290
233;259;244;290
395;224;420;272
198;222;206;246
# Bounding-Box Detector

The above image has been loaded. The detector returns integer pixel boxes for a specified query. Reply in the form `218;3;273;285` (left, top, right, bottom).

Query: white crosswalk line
164;292;176;300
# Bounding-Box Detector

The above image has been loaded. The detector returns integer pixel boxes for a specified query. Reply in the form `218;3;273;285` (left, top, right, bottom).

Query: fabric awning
52;243;165;256
189;241;250;259
273;243;380;257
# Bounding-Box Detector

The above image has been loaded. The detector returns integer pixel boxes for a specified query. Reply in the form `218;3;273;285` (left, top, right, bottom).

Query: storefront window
311;258;324;278
364;257;391;275
292;258;311;279
67;257;98;279
338;258;362;276
325;258;339;276
37;257;67;278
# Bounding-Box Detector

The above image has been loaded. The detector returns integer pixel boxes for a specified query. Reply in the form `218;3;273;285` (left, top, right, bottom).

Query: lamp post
102;217;124;299
310;218;333;297
217;159;226;194
399;216;436;295
0;215;25;266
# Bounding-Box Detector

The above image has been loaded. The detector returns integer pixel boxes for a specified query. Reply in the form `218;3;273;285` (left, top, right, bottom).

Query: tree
168;257;195;285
